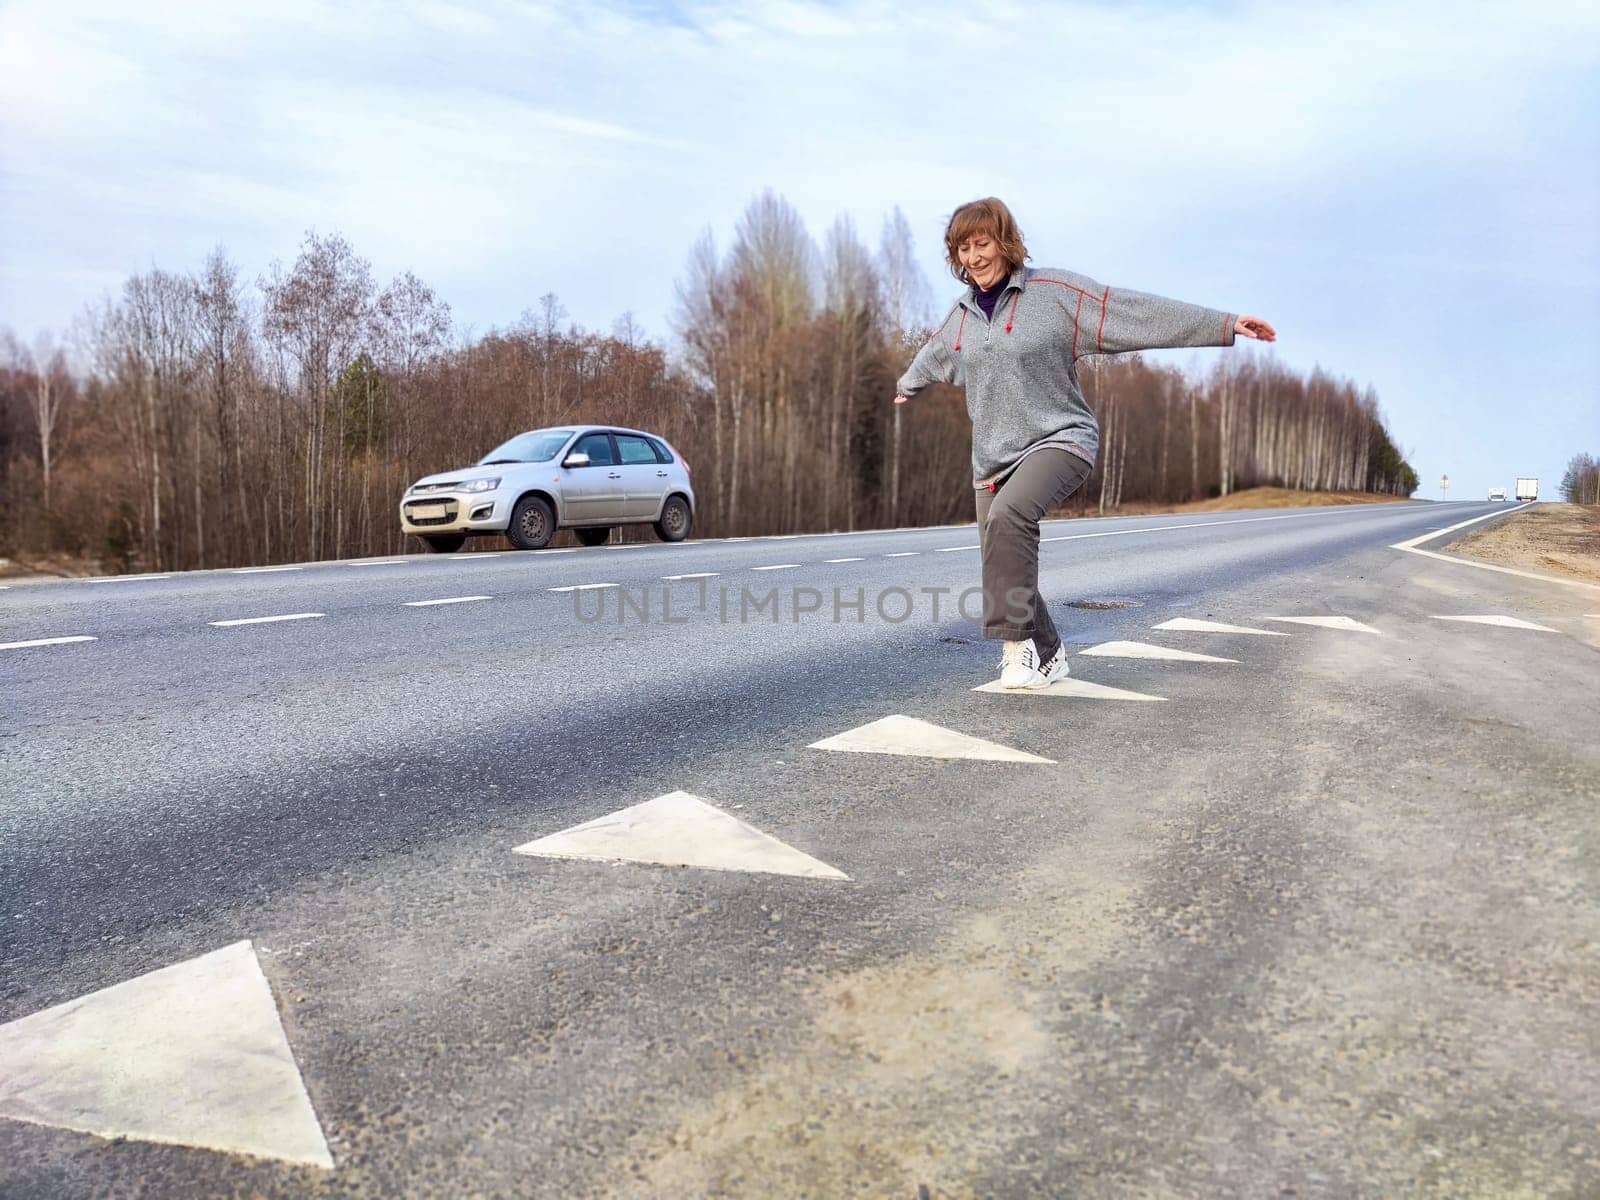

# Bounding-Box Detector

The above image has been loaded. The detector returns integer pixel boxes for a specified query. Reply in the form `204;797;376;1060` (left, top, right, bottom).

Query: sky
1;0;1597;500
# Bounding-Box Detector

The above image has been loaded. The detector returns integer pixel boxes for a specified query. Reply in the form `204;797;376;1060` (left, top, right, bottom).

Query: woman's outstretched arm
1082;278;1274;357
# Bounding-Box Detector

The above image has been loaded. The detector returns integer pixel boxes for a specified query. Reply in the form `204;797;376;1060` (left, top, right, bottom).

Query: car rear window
615;435;660;465
645;437;674;464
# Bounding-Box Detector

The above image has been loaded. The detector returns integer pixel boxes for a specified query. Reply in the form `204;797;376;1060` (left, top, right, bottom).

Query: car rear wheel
575;526;611;547
654;495;691;542
506;496;556;550
421;533;466;554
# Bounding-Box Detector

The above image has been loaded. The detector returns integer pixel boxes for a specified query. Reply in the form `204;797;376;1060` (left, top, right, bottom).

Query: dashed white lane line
974;677;1166;702
824;557;864;564
1079;640;1238;663
936;545;979;553
663;573;719;580
1265;615;1382;635
86;574;173;583
547;583;619;593
404;595;492;607
1152;618;1288;636
347;559;407;567
532;548;579;555
513;791;849;880
884;552;919;558
232;566;303;574
209;613;324;627
1431;614;1560;632
752;564;798;571
808;714;1055;763
0;940;333;1168
0;635;97;651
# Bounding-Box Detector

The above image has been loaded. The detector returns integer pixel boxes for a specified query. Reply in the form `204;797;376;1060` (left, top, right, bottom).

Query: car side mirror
562;452;590;468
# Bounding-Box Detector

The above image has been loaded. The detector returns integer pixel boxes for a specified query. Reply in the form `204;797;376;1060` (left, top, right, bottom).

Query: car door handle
655;471;669;477
607;471;622;478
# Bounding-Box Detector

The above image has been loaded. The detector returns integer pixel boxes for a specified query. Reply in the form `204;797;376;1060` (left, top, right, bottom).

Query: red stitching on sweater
931;302;960;341
954;308;967;351
1071;291;1084;358
1023;277;1101;303
1004;291;1019;333
1096;285;1110;352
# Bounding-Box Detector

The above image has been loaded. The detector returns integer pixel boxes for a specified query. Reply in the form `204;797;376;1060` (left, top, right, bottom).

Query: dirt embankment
1055;486;1415;520
1448;503;1600;584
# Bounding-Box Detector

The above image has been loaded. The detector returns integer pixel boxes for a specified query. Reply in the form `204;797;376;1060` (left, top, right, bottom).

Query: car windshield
478;429;577;465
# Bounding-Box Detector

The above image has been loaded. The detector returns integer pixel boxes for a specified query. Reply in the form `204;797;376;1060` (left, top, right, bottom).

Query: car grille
410;481;460;494
405;498;460;527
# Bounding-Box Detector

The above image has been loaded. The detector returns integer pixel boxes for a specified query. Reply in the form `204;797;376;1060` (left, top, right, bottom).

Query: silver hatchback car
399;425;695;552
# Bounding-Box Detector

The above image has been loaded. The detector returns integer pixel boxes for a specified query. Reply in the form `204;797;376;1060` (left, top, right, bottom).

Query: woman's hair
943;197;1029;284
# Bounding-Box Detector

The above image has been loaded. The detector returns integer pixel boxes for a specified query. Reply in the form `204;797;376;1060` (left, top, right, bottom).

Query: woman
894;197;1276;689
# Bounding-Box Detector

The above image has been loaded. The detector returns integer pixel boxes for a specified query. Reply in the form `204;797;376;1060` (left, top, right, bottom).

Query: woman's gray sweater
896;266;1236;488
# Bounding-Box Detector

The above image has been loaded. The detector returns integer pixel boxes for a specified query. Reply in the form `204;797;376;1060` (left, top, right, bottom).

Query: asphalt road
2;500;1596;1198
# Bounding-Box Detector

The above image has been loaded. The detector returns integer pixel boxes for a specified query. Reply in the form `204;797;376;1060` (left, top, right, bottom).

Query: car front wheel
506;496;556;550
654;496;691;542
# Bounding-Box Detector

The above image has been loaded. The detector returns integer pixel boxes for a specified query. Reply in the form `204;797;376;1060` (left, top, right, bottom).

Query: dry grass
1054;486;1415;520
1448;503;1600;583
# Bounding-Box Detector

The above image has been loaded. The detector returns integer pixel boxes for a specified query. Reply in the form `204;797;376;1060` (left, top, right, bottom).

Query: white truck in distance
1516;477;1538;502
1487;487;1507;500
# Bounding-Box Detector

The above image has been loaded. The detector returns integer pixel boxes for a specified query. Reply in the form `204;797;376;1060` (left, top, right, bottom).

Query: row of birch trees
1562;453;1600;504
0;191;1418;572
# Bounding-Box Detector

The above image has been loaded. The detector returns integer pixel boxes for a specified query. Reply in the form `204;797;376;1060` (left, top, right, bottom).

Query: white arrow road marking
0;941;332;1168
1078;641;1238;663
1151;618;1288;636
1264;616;1382;635
1430;615;1560;631
514;791;848;879
232;566;303;574
973;677;1166;702
403;595;492;607
209;613;324;627
0;635;97;651
808;714;1054;763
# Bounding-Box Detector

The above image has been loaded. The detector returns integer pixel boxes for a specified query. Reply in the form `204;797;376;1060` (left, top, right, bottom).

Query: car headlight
458;477;501;493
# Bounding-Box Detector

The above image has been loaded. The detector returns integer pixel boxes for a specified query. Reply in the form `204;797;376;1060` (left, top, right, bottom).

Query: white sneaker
999;638;1043;689
1036;642;1069;685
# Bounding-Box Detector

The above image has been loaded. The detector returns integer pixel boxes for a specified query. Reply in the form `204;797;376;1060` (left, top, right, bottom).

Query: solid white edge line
1389;502;1533;550
403;595;493;607
0;635;98;650
1386;503;1600;593
209;613;325;626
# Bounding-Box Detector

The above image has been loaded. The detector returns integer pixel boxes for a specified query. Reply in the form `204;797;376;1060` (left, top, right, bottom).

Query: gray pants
974;447;1093;657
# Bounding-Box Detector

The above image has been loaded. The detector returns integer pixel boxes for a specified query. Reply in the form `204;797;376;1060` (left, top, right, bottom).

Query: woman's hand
893;394;910;404
1235;315;1276;342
